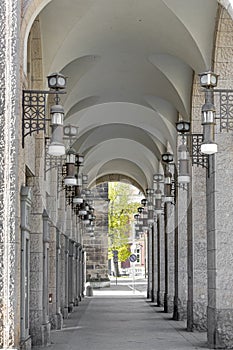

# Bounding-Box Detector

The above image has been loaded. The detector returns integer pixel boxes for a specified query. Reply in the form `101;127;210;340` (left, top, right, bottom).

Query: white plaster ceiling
33;0;218;190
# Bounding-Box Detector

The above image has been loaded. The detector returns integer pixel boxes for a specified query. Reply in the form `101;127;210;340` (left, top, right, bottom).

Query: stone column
207;133;233;348
191;75;208;331
78;245;84;300
68;240;75;312
74;244;79;306
156;218;161;306
192;165;207;330
0;0;20;348
159;215;165;307
20;187;32;349
164;203;169;312
187;182;194;331
173;186;187;320
60;234;69;319
147;228;152;300
64;236;69;318
79;246;84;299
42;210;51;345
165;202;175;313
48;226;62;330
206;7;233;347
81;250;86;297
150;225;156;302
48;225;56;329
56;230;63;329
30;206;48;346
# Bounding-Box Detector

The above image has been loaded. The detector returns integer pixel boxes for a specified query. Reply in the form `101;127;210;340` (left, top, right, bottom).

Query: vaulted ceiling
27;0;219;190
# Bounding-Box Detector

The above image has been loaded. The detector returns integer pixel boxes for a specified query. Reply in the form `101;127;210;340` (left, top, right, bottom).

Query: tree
108;182;141;275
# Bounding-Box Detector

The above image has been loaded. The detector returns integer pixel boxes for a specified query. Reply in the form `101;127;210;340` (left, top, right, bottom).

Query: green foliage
108;182;141;262
118;245;131;261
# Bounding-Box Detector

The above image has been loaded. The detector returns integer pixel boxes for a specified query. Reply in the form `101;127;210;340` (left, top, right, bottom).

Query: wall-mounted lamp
175;71;219;174
49;293;53;303
137;207;144;215
199;71;218;155
161;154;177;203
48;104;65;156
22;72;66;156
73;185;84;205
175;122;191;184
146;188;154;225
141;198;148;207
64;147;77;186
63;149;85;206
176;121;208;170
161;152;174;163
153;174;164;214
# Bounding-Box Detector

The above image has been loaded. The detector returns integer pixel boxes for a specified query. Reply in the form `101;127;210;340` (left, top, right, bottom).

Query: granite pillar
164;202;175;313
20;187;32;349
158;215;165;307
0;0;20;348
173;186;187;320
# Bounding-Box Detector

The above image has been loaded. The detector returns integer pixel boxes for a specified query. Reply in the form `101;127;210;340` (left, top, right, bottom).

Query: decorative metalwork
190;134;208;169
57;164;67;193
44;138;65;173
215;89;233;132
22;90;50;147
57;164;77;206
22;89;65;147
170;177;177;204
65;185;76;206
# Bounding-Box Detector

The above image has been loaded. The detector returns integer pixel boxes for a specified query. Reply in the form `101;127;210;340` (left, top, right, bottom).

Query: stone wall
0;0;21;348
83;183;110;286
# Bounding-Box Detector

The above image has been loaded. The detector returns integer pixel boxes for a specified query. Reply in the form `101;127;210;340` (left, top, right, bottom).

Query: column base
164;294;174;313
50;313;63;330
164;293;168;312
147;288;151;299
193;301;207;331
173;296;186;321
157;290;161;306
63;307;69;319
208;306;233;349
151;289;156;303
41;322;51;346
68;302;74;313
56;312;63;330
159;291;164;307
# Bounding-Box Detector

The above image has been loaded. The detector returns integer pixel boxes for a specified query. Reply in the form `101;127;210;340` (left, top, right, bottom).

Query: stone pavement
35;281;208;350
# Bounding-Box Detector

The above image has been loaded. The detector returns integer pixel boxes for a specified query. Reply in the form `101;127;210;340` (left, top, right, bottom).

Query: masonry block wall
83;183;109;283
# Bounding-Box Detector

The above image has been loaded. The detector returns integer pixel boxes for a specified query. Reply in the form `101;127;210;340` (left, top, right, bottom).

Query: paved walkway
37;281;208;350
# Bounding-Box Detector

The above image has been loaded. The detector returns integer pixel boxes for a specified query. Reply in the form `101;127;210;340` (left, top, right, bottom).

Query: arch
21;0;52;73
92;174;145;195
82;139;157;189
65;102;177;153
73;124;162;160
